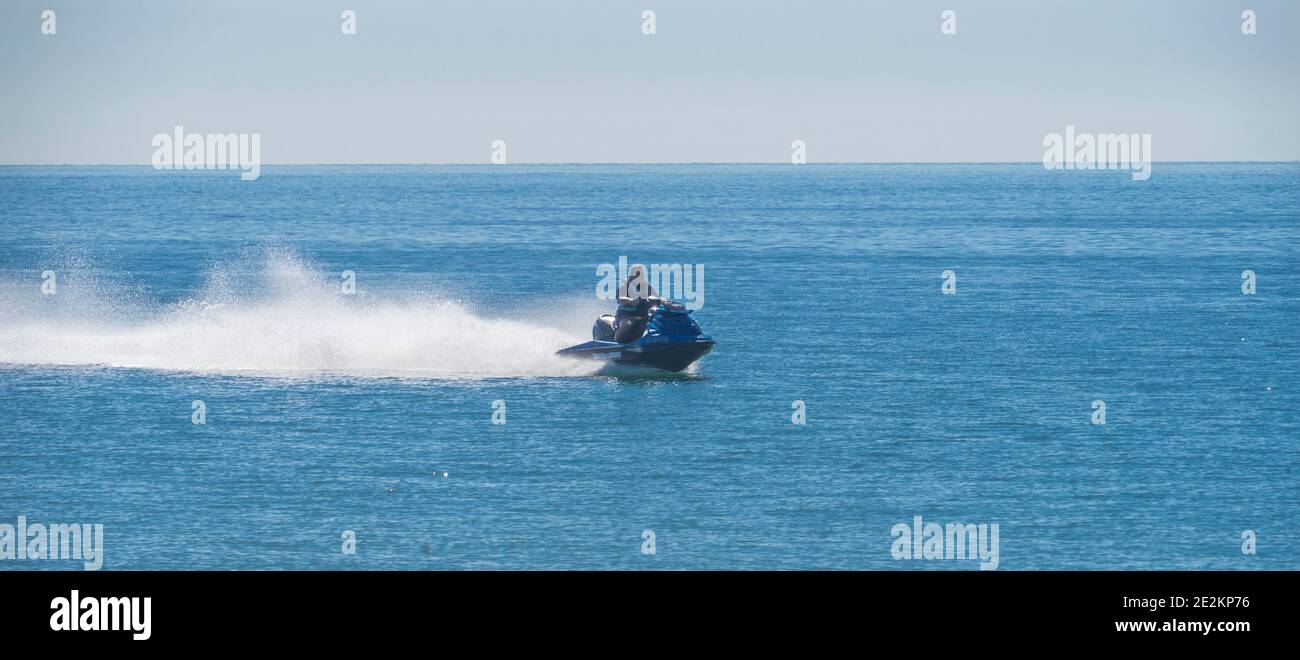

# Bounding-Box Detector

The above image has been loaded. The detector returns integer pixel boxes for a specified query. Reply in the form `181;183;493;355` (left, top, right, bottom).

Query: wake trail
0;251;600;379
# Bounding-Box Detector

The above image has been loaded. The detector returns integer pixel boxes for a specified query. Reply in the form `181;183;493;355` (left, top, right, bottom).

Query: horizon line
2;160;1298;167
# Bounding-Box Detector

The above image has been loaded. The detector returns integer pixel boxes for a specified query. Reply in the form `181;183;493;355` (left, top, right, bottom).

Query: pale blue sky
2;0;1297;163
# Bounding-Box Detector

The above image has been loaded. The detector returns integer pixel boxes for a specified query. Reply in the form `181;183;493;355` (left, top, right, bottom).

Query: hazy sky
2;0;1297;163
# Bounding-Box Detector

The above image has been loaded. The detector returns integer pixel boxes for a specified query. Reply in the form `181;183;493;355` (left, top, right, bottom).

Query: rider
614;265;659;343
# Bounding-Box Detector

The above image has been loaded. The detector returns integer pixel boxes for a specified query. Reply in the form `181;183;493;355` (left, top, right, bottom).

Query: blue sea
1;163;1297;570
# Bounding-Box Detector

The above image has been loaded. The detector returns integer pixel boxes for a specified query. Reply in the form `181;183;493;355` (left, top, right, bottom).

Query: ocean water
0;163;1297;570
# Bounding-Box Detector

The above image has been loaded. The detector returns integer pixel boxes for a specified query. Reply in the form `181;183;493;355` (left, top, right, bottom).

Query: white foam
0;252;600;379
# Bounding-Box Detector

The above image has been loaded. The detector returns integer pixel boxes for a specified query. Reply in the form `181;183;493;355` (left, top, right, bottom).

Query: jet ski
557;296;714;372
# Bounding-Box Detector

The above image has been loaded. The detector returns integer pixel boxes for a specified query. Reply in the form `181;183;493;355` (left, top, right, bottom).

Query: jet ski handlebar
616;295;667;307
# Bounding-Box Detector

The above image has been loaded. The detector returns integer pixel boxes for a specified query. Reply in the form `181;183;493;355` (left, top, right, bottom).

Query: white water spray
0;252;600;378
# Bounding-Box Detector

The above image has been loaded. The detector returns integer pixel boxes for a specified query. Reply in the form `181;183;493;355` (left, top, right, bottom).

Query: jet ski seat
593;314;616;341
612;297;653;343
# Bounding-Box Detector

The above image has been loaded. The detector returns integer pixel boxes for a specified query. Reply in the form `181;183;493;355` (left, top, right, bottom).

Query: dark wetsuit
614;297;654;343
613;273;658;343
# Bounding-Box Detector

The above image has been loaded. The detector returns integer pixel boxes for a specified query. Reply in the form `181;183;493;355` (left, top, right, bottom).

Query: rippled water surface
1;164;1296;569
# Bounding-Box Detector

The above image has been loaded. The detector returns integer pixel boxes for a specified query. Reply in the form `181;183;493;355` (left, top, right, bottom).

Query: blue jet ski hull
557;336;714;373
559;299;714;372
